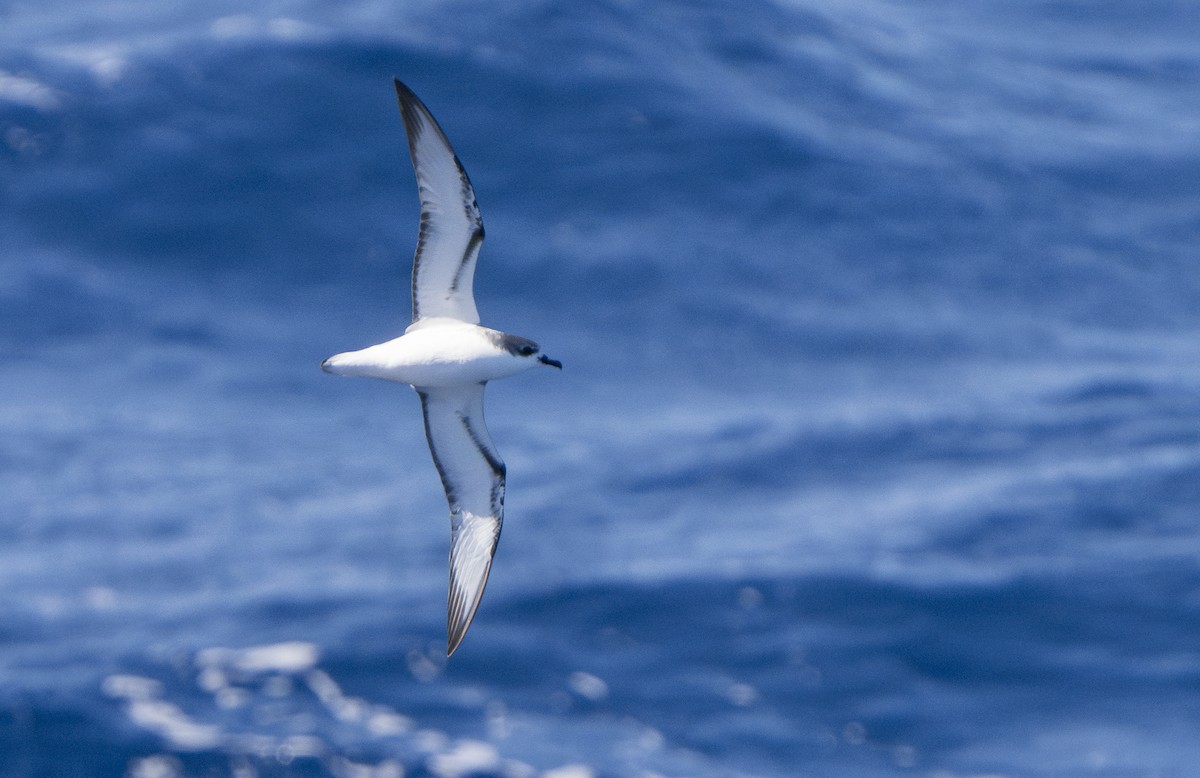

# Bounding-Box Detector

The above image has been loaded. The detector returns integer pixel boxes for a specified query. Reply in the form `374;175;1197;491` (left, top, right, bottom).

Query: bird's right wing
417;384;505;655
394;78;484;326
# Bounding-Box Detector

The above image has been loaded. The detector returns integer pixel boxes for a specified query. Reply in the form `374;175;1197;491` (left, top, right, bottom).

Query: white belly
322;322;533;387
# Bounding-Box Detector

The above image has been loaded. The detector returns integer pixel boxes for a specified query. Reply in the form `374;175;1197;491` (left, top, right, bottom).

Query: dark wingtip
393;77;423;137
446;585;483;657
393;77;424;114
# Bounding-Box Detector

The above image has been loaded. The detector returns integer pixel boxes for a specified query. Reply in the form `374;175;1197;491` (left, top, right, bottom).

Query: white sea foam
0;70;60;110
231;641;320;673
104;676;221;751
566;671;609;702
427;739;501;778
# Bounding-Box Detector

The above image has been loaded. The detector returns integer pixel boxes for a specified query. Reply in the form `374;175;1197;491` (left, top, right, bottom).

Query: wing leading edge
394;78;485;325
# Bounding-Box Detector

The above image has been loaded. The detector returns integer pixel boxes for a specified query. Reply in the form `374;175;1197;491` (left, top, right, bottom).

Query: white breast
321;321;534;387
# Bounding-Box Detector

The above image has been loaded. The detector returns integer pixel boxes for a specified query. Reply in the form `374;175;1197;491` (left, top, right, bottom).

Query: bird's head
499;334;562;370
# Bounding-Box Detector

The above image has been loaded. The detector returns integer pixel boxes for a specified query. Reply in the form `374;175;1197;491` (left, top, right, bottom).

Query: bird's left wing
395;78;484;326
416;384;505;655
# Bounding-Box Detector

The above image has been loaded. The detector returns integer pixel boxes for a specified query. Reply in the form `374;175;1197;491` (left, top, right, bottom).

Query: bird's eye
520;345;536;356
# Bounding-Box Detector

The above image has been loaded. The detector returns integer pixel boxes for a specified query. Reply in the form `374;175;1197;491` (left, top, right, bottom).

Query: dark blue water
4;1;1200;775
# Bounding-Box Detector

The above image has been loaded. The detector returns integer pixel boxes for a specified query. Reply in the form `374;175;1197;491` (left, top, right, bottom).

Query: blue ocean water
3;0;1200;775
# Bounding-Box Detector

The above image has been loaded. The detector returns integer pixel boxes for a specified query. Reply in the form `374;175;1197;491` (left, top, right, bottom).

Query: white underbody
322;318;536;388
